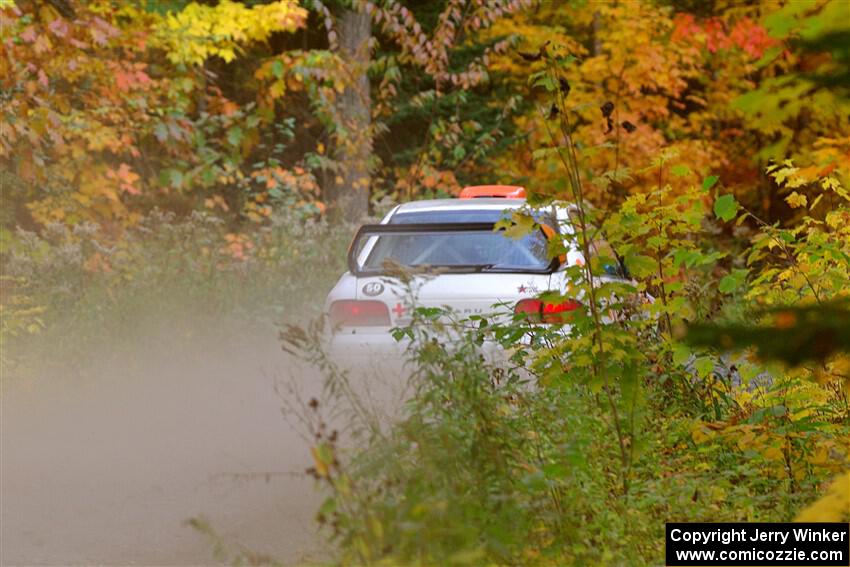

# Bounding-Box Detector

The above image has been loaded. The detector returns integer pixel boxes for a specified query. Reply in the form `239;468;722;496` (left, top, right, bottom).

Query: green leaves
714;194;739;222
270;59;284;79
226;126;243;147
531;146;562;162
718;269;749;294
702;175;719;191
671;164;691;177
624;254;656;278
694;356;714;378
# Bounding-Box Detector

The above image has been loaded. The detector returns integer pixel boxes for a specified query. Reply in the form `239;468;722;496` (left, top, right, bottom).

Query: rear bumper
327;330;410;364
326;329;507;370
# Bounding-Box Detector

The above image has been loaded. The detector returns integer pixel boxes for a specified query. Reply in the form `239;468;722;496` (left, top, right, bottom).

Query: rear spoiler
347;222;560;276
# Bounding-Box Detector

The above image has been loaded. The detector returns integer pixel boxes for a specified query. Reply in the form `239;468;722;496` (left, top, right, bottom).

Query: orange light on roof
459;185;526;199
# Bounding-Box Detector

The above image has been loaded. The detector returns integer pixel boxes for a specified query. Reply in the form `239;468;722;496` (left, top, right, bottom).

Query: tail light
514;298;581;323
329;300;391;327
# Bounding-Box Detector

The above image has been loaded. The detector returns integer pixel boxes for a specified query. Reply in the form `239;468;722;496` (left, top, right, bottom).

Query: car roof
391;198;528;214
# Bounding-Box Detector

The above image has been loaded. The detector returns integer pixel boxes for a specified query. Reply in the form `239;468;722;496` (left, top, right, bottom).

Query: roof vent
459;185;526;199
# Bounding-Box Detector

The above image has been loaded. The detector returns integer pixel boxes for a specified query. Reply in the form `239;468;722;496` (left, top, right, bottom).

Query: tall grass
285;304;844;566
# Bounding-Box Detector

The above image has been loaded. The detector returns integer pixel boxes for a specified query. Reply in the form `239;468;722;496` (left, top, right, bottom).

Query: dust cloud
1;315;349;566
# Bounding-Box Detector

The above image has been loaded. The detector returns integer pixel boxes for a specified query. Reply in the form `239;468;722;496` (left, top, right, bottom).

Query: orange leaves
257;166;319;196
113;63;151;92
395;165;460;199
204;195;230;212
107;163;141;196
241;166;321;223
220;232;254;262
83;252;112;273
671;13;700;42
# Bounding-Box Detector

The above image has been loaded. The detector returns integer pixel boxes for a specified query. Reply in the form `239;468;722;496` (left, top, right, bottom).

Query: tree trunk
327;8;371;223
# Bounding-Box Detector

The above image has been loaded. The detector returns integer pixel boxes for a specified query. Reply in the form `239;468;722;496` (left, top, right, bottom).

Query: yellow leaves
81;122;123;153
825;209;850;229
813;355;850;389
155;0;307;65
690;389;848;481
268;80;287;99
204;194;230;212
808;446;831;467
0;281;47;339
828;355;850;379
244;202;272;223
762;445;784;461
311;445;330;478
255;51;347;111
795;471;850;522
690;422;715;444
367;514;384;541
785;191;807;208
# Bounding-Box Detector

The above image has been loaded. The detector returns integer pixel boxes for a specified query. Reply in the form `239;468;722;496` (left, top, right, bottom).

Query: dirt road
2;326;329;566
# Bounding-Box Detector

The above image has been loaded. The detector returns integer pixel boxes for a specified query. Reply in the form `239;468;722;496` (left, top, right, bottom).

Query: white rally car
323;185;629;362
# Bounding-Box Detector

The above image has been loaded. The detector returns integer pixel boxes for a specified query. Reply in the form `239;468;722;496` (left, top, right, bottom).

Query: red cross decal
392;303;406;317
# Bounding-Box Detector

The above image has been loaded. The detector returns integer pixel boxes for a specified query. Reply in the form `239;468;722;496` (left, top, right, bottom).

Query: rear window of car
358;228;550;272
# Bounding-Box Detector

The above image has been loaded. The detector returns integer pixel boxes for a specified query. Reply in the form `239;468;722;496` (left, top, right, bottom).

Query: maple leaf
785;191;808;209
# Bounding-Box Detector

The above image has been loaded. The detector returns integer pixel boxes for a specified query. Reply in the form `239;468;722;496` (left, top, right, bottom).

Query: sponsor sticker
362;282;385;296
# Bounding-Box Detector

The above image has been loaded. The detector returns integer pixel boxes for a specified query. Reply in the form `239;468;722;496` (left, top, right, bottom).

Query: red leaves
672;13;778;59
671;13;699;43
728;18;777;59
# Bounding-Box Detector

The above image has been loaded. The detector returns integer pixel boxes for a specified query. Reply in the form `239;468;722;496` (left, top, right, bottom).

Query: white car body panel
323;198;592;363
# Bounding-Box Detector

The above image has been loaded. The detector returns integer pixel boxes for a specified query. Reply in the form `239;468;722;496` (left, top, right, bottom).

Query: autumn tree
326;3;372;222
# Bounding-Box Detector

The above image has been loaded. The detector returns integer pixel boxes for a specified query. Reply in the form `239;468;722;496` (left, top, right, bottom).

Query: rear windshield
353;227;551;274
